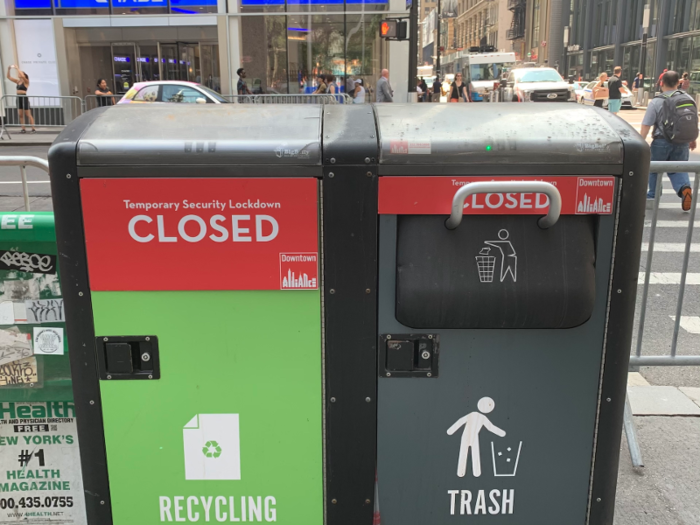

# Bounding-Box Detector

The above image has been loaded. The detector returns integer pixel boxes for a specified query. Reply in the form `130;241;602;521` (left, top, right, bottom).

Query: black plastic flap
396;215;596;329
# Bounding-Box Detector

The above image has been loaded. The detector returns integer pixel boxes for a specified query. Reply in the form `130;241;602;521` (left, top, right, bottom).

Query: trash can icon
475;247;496;283
491;441;523;477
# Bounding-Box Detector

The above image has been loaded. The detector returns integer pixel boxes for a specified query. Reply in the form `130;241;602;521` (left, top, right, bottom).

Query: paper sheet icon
183;414;241;481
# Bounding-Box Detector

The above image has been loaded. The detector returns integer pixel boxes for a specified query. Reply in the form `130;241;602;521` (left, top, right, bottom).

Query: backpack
655;90;699;144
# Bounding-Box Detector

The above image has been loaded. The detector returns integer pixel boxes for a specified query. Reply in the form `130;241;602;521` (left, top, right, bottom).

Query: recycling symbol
202;440;222;458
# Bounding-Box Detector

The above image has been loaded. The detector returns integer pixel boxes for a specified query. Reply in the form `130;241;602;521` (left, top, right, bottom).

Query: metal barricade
223;93;352;104
0;156;50;211
83;94;124;111
623;159;700;468
0;95;83;137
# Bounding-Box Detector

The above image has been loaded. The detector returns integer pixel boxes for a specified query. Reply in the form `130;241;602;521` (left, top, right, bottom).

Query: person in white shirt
353;79;366;104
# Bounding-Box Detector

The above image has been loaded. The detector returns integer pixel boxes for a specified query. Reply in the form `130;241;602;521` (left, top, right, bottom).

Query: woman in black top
450;73;470;102
95;79;116;107
6;65;36;133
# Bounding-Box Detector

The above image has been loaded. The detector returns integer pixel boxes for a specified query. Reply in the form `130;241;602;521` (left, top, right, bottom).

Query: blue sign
110;0;166;6
58;0;107;7
242;0;386;4
15;0;51;8
170;0;216;6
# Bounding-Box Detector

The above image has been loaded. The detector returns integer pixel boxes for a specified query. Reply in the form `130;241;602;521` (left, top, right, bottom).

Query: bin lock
445;181;562;230
379;334;439;378
95;336;160;380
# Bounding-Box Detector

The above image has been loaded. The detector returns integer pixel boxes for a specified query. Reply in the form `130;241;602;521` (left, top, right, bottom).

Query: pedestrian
237;67;252;96
313;74;327;94
419;77;429;102
633;72;644;106
607;66;623;115
450;73;469;102
656;68;667;91
353;79;365;104
376;69;394;103
95;78;116;107
640;70;697;211
6;65;36;134
326;74;338;95
592;72;608;108
681;72;690;91
345;76;355;98
432;76;441;102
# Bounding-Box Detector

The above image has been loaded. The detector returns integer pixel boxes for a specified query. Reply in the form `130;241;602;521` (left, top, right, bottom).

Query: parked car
579;81;635;109
570;81;588;103
504;67;574;102
119;81;229;105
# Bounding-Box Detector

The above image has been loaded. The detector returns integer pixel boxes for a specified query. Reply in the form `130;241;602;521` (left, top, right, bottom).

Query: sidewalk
0;128;60;146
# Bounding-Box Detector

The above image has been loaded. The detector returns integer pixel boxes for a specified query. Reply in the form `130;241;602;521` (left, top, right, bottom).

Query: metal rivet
103;337;108;342
386;372;391;377
428;334;433;339
386;335;392;339
365;288;371;294
78;291;84;296
332;499;338;505
365;397;371;403
365;499;371;504
145;336;150;341
329;289;335;294
596;498;602;502
328;172;335;178
606;398;612;402
106;375;112;380
330;397;336;403
89;400;95;405
142;353;151;362
364;157;371;164
366;171;372;177
100;501;105;505
617;289;622;293
628;171;634;176
427;372;432;377
330;158;336;164
148;375;153;379
66;174;72;179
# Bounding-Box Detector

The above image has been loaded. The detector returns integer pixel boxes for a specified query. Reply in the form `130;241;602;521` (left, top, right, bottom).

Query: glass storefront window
689;36;700;95
239;13;386;96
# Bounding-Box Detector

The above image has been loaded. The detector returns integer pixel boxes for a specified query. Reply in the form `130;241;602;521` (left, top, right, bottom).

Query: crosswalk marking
642;243;700;252
645;220;700;227
655;202;700;208
639;272;700;284
669;316;700;334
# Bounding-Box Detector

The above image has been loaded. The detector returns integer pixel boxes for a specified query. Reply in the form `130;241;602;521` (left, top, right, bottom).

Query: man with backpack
640;70;697;211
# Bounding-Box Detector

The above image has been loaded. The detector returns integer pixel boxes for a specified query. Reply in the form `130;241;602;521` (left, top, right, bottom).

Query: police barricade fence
623;159;700;469
222;93;353;104
0;156;50;211
0;95;83;133
83;94;124;112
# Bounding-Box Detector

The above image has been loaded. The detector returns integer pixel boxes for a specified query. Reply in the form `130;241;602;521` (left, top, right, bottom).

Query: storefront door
112;43;137;94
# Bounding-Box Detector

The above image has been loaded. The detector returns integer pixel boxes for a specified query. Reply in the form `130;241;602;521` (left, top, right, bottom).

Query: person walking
681;72;690;91
95;78;116;107
607;66;623;115
352;79;365;104
376;69;394;103
432;76;441;102
237;68;252;96
419;77;429;102
592;72;608;108
6;65;36;134
633;72;644;106
450;73;469;102
656;68;667;91
641;70;696;211
313;74;327;94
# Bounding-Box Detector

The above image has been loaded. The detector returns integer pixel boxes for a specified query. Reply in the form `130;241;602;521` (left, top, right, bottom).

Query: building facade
455;0;510;52
562;0;700;93
1;0;413;103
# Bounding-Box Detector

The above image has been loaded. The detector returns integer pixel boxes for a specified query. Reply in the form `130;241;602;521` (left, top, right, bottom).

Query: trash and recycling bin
48;103;648;525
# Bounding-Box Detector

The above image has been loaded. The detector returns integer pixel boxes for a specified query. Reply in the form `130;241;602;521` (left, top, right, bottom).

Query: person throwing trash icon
447;397;506;478
484;229;517;283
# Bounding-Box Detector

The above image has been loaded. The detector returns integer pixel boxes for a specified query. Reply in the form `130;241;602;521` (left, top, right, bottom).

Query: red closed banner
80;178;318;291
378;176;616;216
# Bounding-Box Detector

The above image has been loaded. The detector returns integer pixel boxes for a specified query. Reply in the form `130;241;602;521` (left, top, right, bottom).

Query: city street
0;106;698;524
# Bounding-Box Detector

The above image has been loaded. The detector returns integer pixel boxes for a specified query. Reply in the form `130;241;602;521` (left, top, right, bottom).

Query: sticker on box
33;327;64;355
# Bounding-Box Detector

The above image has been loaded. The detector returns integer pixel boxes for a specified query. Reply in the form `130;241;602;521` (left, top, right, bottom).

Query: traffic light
380;19;407;40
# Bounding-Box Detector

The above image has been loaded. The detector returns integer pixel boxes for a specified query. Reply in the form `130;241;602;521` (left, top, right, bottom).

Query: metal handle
445;181;562;230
